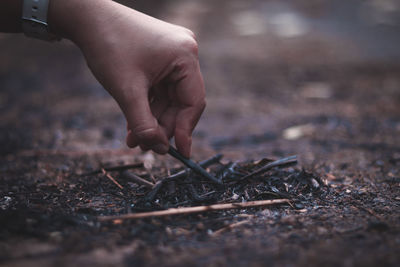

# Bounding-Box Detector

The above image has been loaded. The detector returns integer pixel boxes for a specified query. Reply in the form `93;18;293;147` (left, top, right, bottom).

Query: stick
81;163;144;176
121;171;154;189
101;168;124;189
98;199;289;221
145;154;223;202
168;146;222;184
212;220;251;236
238;156;298;182
164;153;223;183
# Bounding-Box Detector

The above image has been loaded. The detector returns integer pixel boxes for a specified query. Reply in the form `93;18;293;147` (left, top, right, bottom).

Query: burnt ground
0;1;399;266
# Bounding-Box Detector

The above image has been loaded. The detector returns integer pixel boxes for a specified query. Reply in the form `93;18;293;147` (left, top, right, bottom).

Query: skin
0;0;206;158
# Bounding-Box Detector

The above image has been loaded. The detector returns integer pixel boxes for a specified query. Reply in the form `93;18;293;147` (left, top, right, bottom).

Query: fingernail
151;144;169;154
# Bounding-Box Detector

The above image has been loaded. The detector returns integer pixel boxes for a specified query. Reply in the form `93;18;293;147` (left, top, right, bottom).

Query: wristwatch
22;0;61;41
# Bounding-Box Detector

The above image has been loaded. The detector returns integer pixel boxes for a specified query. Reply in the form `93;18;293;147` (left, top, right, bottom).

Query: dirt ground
1;0;399;266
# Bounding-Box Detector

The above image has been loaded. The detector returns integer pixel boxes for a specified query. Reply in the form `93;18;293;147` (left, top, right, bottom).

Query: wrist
47;0;113;45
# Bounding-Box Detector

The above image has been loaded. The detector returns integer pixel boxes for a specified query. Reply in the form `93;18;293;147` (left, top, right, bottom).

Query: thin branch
238;156;298;182
212;220;251;236
120;170;154;189
164;153;224;183
98;199;290;221
168;146;222;184
101;168;124;189
144;154;223;202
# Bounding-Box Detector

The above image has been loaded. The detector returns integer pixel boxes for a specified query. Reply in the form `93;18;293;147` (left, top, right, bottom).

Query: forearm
0;0;114;43
0;0;23;32
48;0;116;44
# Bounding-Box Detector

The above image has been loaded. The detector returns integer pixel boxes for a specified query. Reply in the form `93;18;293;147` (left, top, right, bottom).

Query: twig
145;181;164;202
164;153;224;183
101;168;124;189
168;146;222;184
98;199;290;221
212;220;251;236
120;170;154;189
145;154;224;202
81;163;144;176
352;202;383;221
238;156;298;182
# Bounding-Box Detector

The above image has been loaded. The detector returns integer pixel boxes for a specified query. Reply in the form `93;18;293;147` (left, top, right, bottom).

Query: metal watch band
22;0;61;41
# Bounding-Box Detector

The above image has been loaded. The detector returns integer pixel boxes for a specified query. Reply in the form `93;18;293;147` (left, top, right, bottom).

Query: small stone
0;196;12;210
294;203;304;209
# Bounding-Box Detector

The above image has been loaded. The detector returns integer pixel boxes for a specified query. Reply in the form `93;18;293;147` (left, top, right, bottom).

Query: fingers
173;62;206;158
124;61;205;158
122;83;169;154
158;105;178;139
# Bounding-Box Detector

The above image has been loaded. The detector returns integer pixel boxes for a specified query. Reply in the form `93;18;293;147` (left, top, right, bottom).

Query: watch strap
22;0;61;41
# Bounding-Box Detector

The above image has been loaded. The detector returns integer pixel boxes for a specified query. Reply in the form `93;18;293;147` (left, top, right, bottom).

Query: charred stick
238;155;298;182
98;199;290;221
120;170;154;189
164;153;224;183
144;181;164;202
167;181;176;195
144;153;224;202
186;175;216;202
168;146;222;185
187;184;217;202
187;183;202;201
161;153;223;184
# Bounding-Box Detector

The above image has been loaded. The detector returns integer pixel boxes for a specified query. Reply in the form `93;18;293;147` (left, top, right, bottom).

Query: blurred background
1;0;400;163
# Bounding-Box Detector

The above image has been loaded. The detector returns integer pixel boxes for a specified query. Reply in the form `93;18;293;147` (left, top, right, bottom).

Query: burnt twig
145;154;223;202
120;170;154;189
168;146;222;185
237;156;298;182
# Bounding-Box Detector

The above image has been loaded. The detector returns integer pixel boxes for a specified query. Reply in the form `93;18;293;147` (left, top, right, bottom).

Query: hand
49;0;206;157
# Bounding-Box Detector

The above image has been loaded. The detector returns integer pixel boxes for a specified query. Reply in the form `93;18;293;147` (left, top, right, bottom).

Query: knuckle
133;126;157;141
185;29;197;40
176;25;197;40
178;36;199;56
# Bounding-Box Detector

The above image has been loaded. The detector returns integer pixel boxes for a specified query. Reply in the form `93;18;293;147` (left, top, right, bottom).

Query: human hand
49;0;206;157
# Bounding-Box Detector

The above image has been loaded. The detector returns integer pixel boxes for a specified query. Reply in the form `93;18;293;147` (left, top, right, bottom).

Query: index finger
173;62;206;158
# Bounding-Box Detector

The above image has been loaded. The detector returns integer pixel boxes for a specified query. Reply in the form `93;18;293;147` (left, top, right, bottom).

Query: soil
0;1;399;266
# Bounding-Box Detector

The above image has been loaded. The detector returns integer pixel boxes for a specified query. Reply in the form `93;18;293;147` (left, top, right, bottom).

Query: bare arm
0;0;206;157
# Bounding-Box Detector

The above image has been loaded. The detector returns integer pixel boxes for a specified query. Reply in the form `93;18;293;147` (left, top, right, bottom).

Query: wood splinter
101;168;124;189
98;199;290;221
121;170;154;189
212;220;251;236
